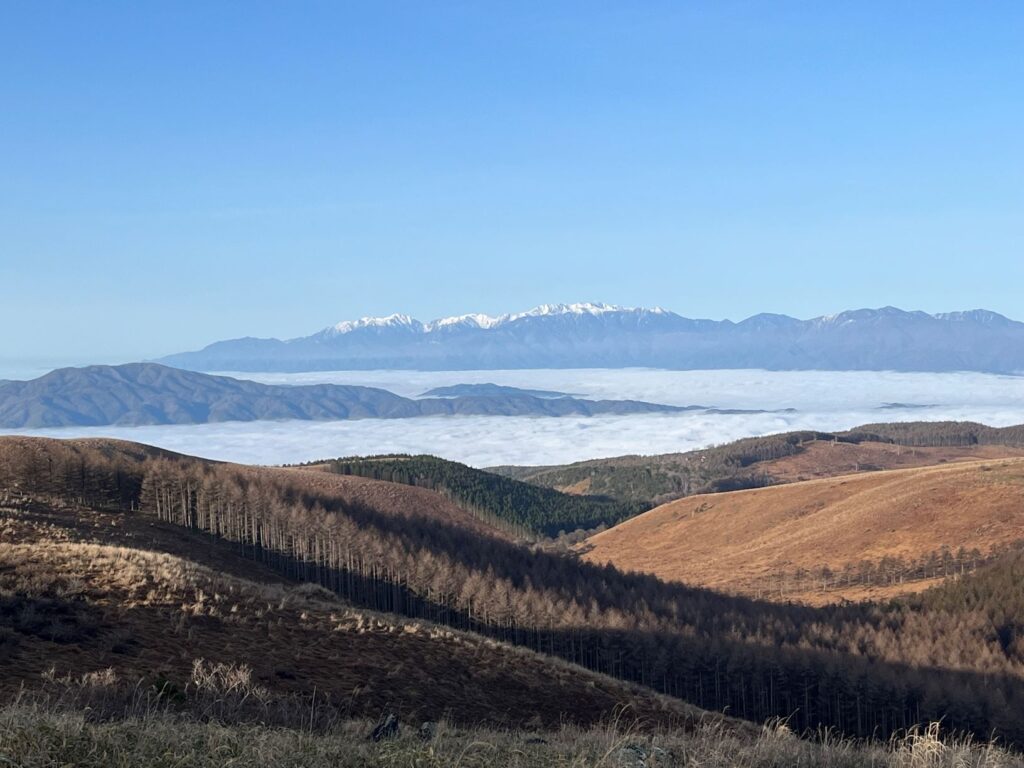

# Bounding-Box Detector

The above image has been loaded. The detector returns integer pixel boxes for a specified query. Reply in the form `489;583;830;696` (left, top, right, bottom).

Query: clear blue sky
2;2;1022;362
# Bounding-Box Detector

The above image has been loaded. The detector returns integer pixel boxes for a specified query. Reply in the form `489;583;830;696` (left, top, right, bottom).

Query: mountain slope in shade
6;435;1024;743
158;302;1024;373
579;458;1024;604
0;363;692;428
0;496;708;730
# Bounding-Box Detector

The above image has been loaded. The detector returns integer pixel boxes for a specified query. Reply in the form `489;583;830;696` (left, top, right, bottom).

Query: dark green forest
3;437;1024;746
848;421;1024;447
306;454;641;537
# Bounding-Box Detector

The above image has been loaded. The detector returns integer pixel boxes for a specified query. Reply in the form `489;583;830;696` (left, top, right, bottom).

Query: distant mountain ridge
419;383;573;399
158;302;1024;373
0;363;694;428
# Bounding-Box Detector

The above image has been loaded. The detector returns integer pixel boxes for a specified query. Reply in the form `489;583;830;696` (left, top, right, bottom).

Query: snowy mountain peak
519;302;624;318
325;313;421;336
324;303;670;336
427;313;508;331
515;302;670;319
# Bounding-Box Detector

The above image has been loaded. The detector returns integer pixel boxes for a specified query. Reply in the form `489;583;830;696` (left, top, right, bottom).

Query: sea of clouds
3;368;1023;467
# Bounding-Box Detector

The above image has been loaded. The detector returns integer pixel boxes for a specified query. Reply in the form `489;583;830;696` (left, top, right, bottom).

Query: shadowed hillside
0;498;703;731
5;436;1024;746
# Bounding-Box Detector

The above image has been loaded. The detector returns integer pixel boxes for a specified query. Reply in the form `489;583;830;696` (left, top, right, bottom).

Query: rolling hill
0;363;691;428
0;498;705;732
580;458;1024;604
5;436;1024;746
495;422;1024;507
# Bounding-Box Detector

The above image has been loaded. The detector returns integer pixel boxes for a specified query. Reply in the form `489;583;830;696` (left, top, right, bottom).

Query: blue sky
1;2;1022;362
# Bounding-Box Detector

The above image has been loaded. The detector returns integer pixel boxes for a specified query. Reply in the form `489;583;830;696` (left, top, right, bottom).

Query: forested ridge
0;363;686;428
495;422;1024;506
848;421;1024;447
304;454;641;537
3;436;1024;746
494;430;872;505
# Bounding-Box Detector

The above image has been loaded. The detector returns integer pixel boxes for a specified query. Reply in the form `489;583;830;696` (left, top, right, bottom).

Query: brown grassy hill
497;427;1024;508
7;435;1024;744
551;442;1024;496
581;458;1024;604
0;498;706;731
733;440;1024;486
0;436;509;541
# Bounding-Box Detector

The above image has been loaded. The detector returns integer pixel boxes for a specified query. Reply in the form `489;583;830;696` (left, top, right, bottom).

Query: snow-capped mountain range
320;303;669;336
158;303;1024;373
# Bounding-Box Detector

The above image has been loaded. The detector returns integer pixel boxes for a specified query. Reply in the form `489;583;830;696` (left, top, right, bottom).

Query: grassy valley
4;435;1024;755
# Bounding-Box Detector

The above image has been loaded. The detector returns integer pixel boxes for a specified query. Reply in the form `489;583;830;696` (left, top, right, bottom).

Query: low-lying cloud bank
2;369;1022;467
229;368;1024;410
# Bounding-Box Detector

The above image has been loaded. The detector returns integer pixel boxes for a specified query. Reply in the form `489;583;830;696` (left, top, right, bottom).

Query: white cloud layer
3;369;1024;467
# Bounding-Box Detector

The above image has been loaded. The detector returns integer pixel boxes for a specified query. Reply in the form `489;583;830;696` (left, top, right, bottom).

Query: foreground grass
1;706;1020;768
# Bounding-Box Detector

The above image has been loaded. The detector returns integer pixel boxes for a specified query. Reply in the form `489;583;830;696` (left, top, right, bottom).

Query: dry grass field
581;458;1024;603
2;707;1019;768
0;500;706;731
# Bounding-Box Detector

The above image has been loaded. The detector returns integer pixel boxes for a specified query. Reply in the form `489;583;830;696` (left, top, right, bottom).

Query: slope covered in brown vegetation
5;435;1024;746
581;458;1024;603
745;440;1024;485
0;498;703;731
495;423;1024;509
0;436;509;541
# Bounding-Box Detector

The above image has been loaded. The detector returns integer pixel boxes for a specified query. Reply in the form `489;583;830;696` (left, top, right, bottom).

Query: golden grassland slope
548;441;1024;498
580;458;1024;604
0;499;707;731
